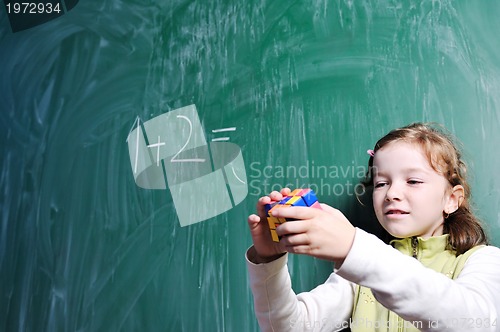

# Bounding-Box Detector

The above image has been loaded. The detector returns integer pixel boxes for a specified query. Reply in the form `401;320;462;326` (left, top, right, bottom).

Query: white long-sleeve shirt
246;228;500;332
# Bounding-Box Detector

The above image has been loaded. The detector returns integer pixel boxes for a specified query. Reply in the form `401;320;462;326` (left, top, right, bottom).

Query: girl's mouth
386;209;409;215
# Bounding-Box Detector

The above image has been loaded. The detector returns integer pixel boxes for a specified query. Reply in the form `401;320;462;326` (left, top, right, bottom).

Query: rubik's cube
265;188;322;242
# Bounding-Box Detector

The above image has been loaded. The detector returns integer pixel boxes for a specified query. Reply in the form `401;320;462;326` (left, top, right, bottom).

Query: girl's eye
374;182;387;188
407;180;423;185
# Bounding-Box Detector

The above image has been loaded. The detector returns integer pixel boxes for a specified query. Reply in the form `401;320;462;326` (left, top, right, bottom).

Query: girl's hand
247;188;290;263
271;203;356;266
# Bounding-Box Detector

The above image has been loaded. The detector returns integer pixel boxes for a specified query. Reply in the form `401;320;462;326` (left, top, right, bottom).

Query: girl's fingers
268;191;284;201
272;206;317;220
281;232;309;246
276;219;310;237
256;188;292;213
256;196;271;215
257;196;271;205
284;244;312;255
257;190;287;215
280;187;292;196
247;214;260;225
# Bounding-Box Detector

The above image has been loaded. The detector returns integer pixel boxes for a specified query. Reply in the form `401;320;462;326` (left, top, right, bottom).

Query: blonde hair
363;123;488;255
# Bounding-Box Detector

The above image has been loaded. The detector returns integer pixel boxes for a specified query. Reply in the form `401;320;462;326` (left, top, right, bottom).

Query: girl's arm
336;228;500;331
246;247;355;332
246;190;355;331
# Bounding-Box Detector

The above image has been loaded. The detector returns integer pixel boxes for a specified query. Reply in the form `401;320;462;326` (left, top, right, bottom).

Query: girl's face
372;141;457;239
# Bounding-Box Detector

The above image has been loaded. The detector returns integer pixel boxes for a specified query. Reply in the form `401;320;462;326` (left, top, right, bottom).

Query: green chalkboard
1;1;500;331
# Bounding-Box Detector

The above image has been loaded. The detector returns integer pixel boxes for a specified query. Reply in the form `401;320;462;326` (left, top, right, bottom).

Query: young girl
246;123;500;331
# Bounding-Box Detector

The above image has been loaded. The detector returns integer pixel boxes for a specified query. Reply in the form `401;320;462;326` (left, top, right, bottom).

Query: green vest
350;235;483;332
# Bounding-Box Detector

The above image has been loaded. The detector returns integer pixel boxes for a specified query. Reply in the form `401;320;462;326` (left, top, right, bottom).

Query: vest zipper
411;236;418;259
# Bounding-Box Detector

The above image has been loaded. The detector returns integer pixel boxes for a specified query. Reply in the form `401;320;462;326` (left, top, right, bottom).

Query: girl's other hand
247;188;290;263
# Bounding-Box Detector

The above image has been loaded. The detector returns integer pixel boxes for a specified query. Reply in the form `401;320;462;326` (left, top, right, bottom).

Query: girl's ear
445;185;465;214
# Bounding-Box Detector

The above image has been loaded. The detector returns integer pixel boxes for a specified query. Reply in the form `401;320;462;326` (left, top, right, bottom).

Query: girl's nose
385;184;403;202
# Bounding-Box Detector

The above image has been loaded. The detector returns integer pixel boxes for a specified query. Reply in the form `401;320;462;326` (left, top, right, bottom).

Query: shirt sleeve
246;247;355;332
336;228;500;332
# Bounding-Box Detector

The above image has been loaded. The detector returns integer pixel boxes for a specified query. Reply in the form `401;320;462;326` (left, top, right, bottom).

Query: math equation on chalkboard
126;104;248;226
